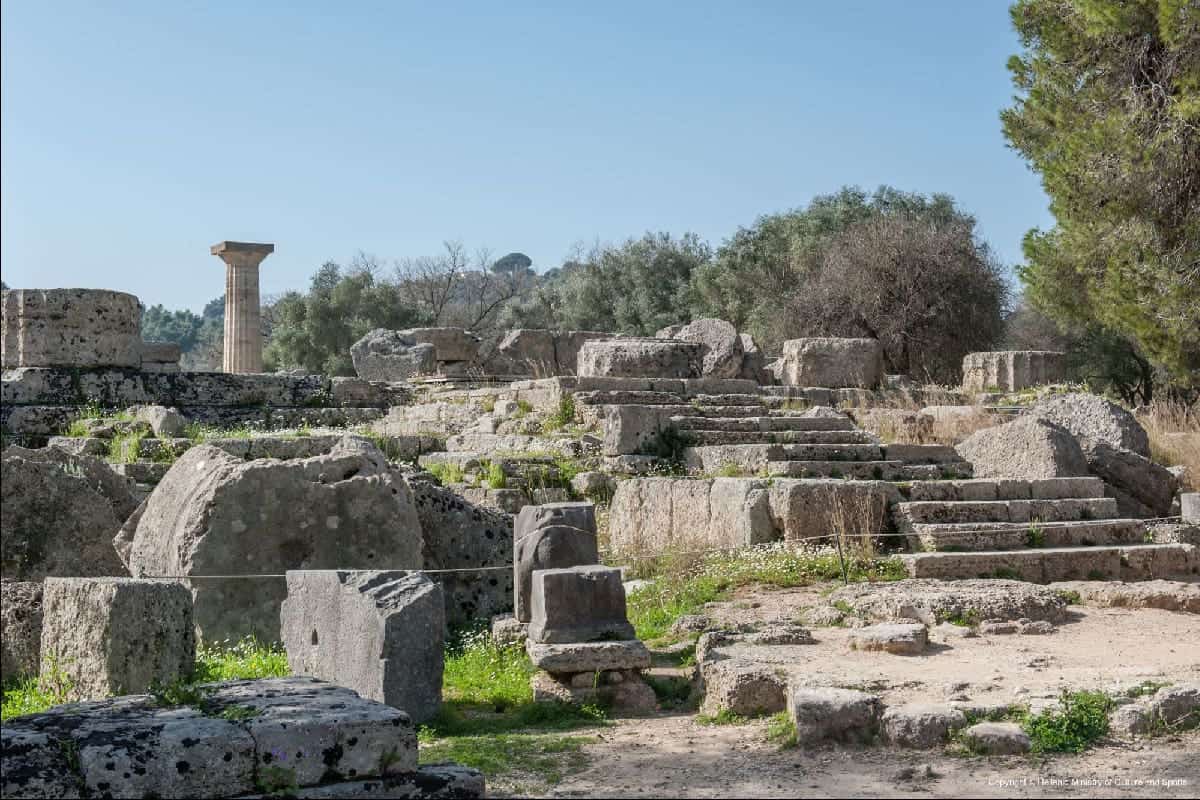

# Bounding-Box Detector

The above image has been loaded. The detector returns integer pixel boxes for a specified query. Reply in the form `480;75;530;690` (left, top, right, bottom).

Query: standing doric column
210;241;274;374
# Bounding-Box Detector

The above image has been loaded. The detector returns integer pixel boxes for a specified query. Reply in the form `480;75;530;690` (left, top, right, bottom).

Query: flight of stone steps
894;477;1197;582
575;385;973;480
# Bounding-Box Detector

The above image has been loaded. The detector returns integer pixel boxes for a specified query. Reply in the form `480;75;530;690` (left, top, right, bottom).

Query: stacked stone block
961;350;1065;393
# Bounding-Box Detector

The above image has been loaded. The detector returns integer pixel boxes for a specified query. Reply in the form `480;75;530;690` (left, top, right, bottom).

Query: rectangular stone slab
526;640;652;673
527;565;634;644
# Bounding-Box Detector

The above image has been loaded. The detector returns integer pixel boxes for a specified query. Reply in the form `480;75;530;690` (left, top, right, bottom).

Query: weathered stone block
1030;392;1150;456
119;437;423;643
577;338;704;379
530;669;657;713
779;338;884;388
1;581;43;681
1184;493;1200;523
514;503;598;623
956;416;1089;481
789;687;882;743
398;327;480;363
846;622;928;655
962;350;1065;393
526;639;651;673
2;447;131;581
40;577;194;701
882;704;968;748
350;329;437;381
673;318;744;378
528;566;634;644
698;660;788;717
2;289;143;368
961;721;1031;754
281;571;444;723
608;477;778;555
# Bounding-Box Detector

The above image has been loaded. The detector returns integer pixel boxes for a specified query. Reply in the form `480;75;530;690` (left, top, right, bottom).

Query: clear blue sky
1;1;1052;312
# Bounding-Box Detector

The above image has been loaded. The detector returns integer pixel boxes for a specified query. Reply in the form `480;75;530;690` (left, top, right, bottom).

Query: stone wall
961;351;1066;393
1;368;412;438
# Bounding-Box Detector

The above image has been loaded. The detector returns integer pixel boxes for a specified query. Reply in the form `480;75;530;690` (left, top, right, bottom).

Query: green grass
1025;523;1046;548
543;396;577;431
417;627;604;792
1021;690;1112;754
765;711;798;748
2;639;290;720
626;543;907;641
697;709;750;725
427;461;466;485
1055;589;1083;605
484;460;507;490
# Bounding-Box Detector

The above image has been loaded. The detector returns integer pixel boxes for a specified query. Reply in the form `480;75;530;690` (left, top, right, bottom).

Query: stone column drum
211;241;274;374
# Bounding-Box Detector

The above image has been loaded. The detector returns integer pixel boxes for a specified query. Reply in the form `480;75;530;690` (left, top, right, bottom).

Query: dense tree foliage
265;262;426;375
141;299;223;370
1002;0;1200;384
503;233;709;335
692;187;1008;384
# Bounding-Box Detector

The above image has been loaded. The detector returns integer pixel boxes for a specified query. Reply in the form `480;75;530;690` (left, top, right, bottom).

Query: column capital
210;241;274;267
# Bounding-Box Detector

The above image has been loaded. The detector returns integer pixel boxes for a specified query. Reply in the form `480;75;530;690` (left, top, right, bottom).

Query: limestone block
119;437;423;643
1030;392;1150;456
40;577;194;701
0;581;43;681
283;765;486;798
1086;443;1176;517
577;338;704;379
962;351;1065;393
514;503;598;623
350;329;437;381
531;669;656;713
789;687;882;744
1184;493;1200;523
1109;683;1199;737
570;471;615;499
673;318;744;379
826;579;1069;625
411;481;514;627
602;404;668;456
555;331;615;376
846;622;928;655
779;338;884;389
698;660;788;717
1;289;143;368
0;725;87;798
398;327;480;363
2;448;131;581
882;704;968;748
140;340;181;371
960;721;1031;754
767;479;897;542
608;477;778;555
281;571;444;723
528;566;634;644
526;640;652;673
956;416;1089;480
134;404;188;438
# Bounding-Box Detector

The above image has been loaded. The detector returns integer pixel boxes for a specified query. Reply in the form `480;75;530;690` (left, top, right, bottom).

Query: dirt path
543;714;1200;798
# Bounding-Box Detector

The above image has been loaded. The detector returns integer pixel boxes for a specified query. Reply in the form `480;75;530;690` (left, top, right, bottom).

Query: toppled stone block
1047;579;1200;614
1087;443;1176;517
577;338;704;379
2;288;143;368
673;318;744;379
698;661;788;717
398;327;480;363
134;404;188;438
40;577;194;701
1;581;43;681
491;613;528;647
2;447;132;581
881;704;968;748
1030;392;1150;457
960;721;1031;754
514;503;598;623
351;329;437;381
120;437;423;643
789;687;882;744
526;640;652;673
201;678;418;785
528;566;635;644
779;338;884;389
1109;683;1199;737
962;351;1065;393
847;623;928;655
281;571;445;723
956;416;1089;481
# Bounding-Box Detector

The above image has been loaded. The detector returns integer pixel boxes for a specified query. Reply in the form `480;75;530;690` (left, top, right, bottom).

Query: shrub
1022;690;1112;754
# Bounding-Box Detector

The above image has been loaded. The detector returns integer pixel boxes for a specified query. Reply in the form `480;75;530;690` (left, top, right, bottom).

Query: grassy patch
484;460;507;490
1021;690;1112;754
418;733;595;792
697;709;750;725
192;638;290;683
1126;680;1171;699
626;543;906;640
427;461;466;485
765;711;798;748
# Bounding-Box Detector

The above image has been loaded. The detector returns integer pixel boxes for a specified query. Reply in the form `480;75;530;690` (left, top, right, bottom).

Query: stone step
899;543;1197;583
682;429;875;447
576;390;768;407
769;442;885;462
906;518;1148;552
670;415;860;433
112;462;173;483
766;460;907;480
684;443;885;473
897;497;1120;526
881;444;963;464
905;477;1107;503
898;462;975;480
